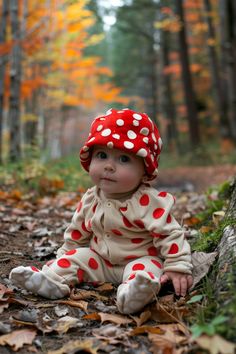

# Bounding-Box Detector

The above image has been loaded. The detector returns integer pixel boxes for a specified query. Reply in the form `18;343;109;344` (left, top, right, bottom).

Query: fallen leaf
53;316;83;334
212;211;225;226
48;339;98;354
0;303;9;314
130;310;152;327
83;312;133;325
55;299;88;313
148;332;175;353
54;305;69;317
99;312;133;325
0;329;37;351
195;334;236;354
129;326;164;336
70;288;108;301
150;300;189;324
183;215;201;226
199;225;214;233
0;283;14;299
96;283;114;292
191;251;217;289
13;308;38;323
83;313;101;321
92;323;127;345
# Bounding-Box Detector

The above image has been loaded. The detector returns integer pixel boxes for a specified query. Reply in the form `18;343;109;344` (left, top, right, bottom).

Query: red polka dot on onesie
131;238;144;244
94;236;98;243
71;230;82;240
123;216;133;228
167;214;172;223
151;259;162;268
168;243;179;254
92;203;97;213
153;208;165;219
104;259;113;268
120;206;127;212
31;266;39;272
77;268;84;283
124;255;138;260
65;249;77;255
134;219;145;228
151;232;166;239
148;246;158;256
158;191;167;197
111;229;123;236
57;258;71;268
128;273;136;280
148;271;155;279
88;257;99;270
132;263;145;271
139;194;150;206
82;221;89;232
77;201;82;212
46;260;54;267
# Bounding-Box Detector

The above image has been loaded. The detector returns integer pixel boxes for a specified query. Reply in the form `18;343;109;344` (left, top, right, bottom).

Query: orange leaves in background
1;0;124;112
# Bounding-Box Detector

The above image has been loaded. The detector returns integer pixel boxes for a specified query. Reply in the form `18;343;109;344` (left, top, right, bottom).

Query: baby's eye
119;155;130;163
96;151;107;159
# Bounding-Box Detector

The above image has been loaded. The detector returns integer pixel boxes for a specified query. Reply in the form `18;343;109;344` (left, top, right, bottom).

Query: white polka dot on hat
80;108;162;180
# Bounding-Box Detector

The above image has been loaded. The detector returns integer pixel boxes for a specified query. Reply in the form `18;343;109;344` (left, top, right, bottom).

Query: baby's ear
142;175;149;183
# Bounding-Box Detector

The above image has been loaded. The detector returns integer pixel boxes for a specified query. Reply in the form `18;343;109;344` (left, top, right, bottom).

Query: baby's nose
104;160;115;171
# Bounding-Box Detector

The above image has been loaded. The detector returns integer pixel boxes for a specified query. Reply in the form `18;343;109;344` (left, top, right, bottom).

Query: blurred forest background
0;0;236;169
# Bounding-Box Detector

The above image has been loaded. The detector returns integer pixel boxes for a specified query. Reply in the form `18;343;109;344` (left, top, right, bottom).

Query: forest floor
0;164;236;354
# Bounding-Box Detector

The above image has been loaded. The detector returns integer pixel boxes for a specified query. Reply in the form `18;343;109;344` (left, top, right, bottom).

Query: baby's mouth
101;177;116;182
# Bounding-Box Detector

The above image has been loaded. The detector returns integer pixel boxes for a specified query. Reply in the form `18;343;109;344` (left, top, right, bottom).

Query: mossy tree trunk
209;177;236;340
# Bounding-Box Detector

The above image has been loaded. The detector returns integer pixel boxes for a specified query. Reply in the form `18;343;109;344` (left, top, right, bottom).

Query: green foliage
160;140;236;169
191;315;228;339
191;180;233;252
191;218;235;253
0;154;91;195
189;263;236;341
188;180;236;341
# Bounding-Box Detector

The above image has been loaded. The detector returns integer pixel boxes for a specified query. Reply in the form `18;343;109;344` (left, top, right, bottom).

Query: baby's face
89;145;145;198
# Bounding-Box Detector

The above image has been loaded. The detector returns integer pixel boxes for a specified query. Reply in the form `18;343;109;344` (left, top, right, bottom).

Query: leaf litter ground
0;165;236;354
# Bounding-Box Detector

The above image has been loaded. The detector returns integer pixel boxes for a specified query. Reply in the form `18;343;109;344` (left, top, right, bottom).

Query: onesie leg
9;248;110;299
9;266;69;299
116;256;163;314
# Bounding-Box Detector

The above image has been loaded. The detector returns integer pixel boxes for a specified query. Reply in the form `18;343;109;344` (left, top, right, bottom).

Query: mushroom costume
80;108;162;180
10;108;192;314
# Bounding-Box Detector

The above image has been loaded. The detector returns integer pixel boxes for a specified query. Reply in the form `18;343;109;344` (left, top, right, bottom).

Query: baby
10;108;193;314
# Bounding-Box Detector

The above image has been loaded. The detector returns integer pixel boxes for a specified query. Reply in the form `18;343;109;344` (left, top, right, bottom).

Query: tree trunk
22;0;38;148
203;0;231;139
9;0;22;161
148;39;159;126
0;0;9;163
219;0;236;140
161;29;180;152
215;177;236;300
175;0;200;148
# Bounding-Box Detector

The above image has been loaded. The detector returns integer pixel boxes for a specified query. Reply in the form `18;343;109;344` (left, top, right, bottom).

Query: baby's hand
160;271;193;297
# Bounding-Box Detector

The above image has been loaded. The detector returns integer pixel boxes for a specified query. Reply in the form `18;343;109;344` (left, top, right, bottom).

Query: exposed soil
157;164;236;192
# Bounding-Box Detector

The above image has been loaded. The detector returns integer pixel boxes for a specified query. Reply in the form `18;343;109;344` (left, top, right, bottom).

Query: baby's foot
9;266;70;299
116;271;160;314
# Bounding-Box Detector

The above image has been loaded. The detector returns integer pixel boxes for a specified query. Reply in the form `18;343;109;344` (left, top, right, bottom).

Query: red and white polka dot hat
80;108;162;180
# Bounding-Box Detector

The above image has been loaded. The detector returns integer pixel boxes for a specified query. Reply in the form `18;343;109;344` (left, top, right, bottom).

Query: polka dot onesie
10;108;193;314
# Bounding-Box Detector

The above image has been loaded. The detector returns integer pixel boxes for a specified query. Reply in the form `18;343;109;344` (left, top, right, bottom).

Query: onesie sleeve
56;188;94;258
139;188;192;274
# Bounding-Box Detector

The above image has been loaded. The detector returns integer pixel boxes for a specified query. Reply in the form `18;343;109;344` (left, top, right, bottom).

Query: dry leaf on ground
48;339;98;354
191;251;218;289
0;329;37;351
195;334;236;354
